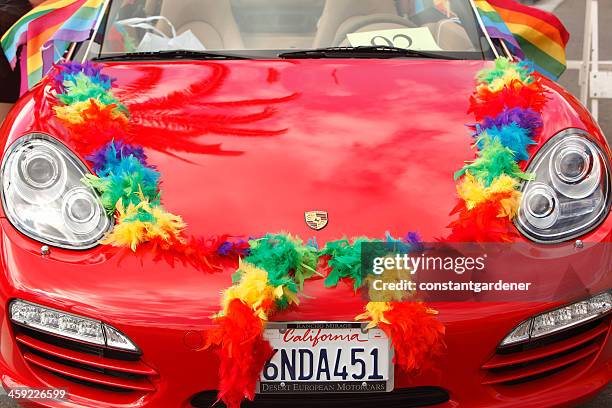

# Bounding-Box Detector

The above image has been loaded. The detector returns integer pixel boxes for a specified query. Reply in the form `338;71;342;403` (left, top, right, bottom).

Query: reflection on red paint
116;63;297;157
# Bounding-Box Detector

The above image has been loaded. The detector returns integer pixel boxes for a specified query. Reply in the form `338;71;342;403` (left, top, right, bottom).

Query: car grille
481;317;610;385
12;323;157;396
190;387;450;407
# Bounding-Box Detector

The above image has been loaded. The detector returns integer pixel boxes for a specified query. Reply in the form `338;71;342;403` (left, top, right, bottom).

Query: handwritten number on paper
370;34;413;48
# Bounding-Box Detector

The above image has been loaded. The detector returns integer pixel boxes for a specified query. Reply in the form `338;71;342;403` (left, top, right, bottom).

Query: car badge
304;211;328;231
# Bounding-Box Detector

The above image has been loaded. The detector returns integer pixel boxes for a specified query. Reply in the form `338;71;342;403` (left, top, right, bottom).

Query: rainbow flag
475;0;569;80
1;0;104;94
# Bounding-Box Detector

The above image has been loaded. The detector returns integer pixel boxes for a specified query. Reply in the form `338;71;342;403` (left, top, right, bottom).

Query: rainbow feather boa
52;62;185;250
48;57;546;408
51;62;244;270
449;58;546;242
204;233;445;407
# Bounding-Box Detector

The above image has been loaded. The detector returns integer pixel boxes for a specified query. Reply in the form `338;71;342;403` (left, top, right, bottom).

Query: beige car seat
314;0;475;51
314;0;405;48
425;19;475;51
160;0;244;49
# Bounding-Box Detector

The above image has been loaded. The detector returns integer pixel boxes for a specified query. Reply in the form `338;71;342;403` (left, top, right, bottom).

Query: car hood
104;59;484;242
2;59;609;325
7;59;600;242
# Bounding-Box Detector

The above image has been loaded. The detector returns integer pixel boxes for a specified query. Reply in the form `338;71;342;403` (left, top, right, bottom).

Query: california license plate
257;322;393;394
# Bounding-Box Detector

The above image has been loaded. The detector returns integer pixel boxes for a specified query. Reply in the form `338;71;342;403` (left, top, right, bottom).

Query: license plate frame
257;321;394;394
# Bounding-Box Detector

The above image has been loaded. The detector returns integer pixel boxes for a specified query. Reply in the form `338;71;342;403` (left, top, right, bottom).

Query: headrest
314;0;398;47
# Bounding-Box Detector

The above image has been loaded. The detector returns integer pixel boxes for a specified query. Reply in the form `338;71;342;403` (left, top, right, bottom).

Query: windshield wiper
93;49;251;62
278;46;458;60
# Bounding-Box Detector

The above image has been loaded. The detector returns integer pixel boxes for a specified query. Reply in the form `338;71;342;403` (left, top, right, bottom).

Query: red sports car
0;0;610;407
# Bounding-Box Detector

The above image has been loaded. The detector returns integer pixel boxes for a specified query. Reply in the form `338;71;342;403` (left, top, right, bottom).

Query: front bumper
1;303;610;408
0;219;611;407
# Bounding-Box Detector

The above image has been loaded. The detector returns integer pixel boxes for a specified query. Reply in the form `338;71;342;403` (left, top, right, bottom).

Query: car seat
160;0;244;49
425;19;476;51
313;0;415;48
314;0;474;51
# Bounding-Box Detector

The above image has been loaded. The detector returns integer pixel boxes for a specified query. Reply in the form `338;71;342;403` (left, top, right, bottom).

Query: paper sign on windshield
347;27;442;51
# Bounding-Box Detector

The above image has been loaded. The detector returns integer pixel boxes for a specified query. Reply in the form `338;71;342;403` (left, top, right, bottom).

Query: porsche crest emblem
304;211;328;231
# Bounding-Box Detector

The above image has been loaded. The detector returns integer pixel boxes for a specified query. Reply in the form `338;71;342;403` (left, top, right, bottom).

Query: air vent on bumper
9;299;157;402
12;324;157;394
482;317;610;385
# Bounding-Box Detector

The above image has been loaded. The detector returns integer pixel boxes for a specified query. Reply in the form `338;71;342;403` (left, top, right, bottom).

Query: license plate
257;322;393;394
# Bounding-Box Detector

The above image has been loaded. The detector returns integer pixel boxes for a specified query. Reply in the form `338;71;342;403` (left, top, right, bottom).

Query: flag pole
468;0;500;58
82;0;111;62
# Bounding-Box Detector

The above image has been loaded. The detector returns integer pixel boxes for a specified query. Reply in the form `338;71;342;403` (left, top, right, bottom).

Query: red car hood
100;59;604;242
1;59;610;324
108;59;484;242
7;59;603;242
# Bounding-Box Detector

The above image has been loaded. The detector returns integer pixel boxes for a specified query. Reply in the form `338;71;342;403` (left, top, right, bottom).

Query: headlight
515;129;611;242
10;299;139;352
1;134;111;249
500;291;612;347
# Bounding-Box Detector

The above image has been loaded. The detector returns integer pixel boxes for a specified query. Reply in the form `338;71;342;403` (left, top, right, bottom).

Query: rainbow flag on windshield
1;0;104;94
475;0;569;80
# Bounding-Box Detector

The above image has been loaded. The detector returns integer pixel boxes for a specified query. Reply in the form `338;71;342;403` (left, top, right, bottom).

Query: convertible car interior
103;0;479;54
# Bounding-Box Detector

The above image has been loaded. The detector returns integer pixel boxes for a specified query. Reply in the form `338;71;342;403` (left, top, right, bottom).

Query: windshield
96;0;494;60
